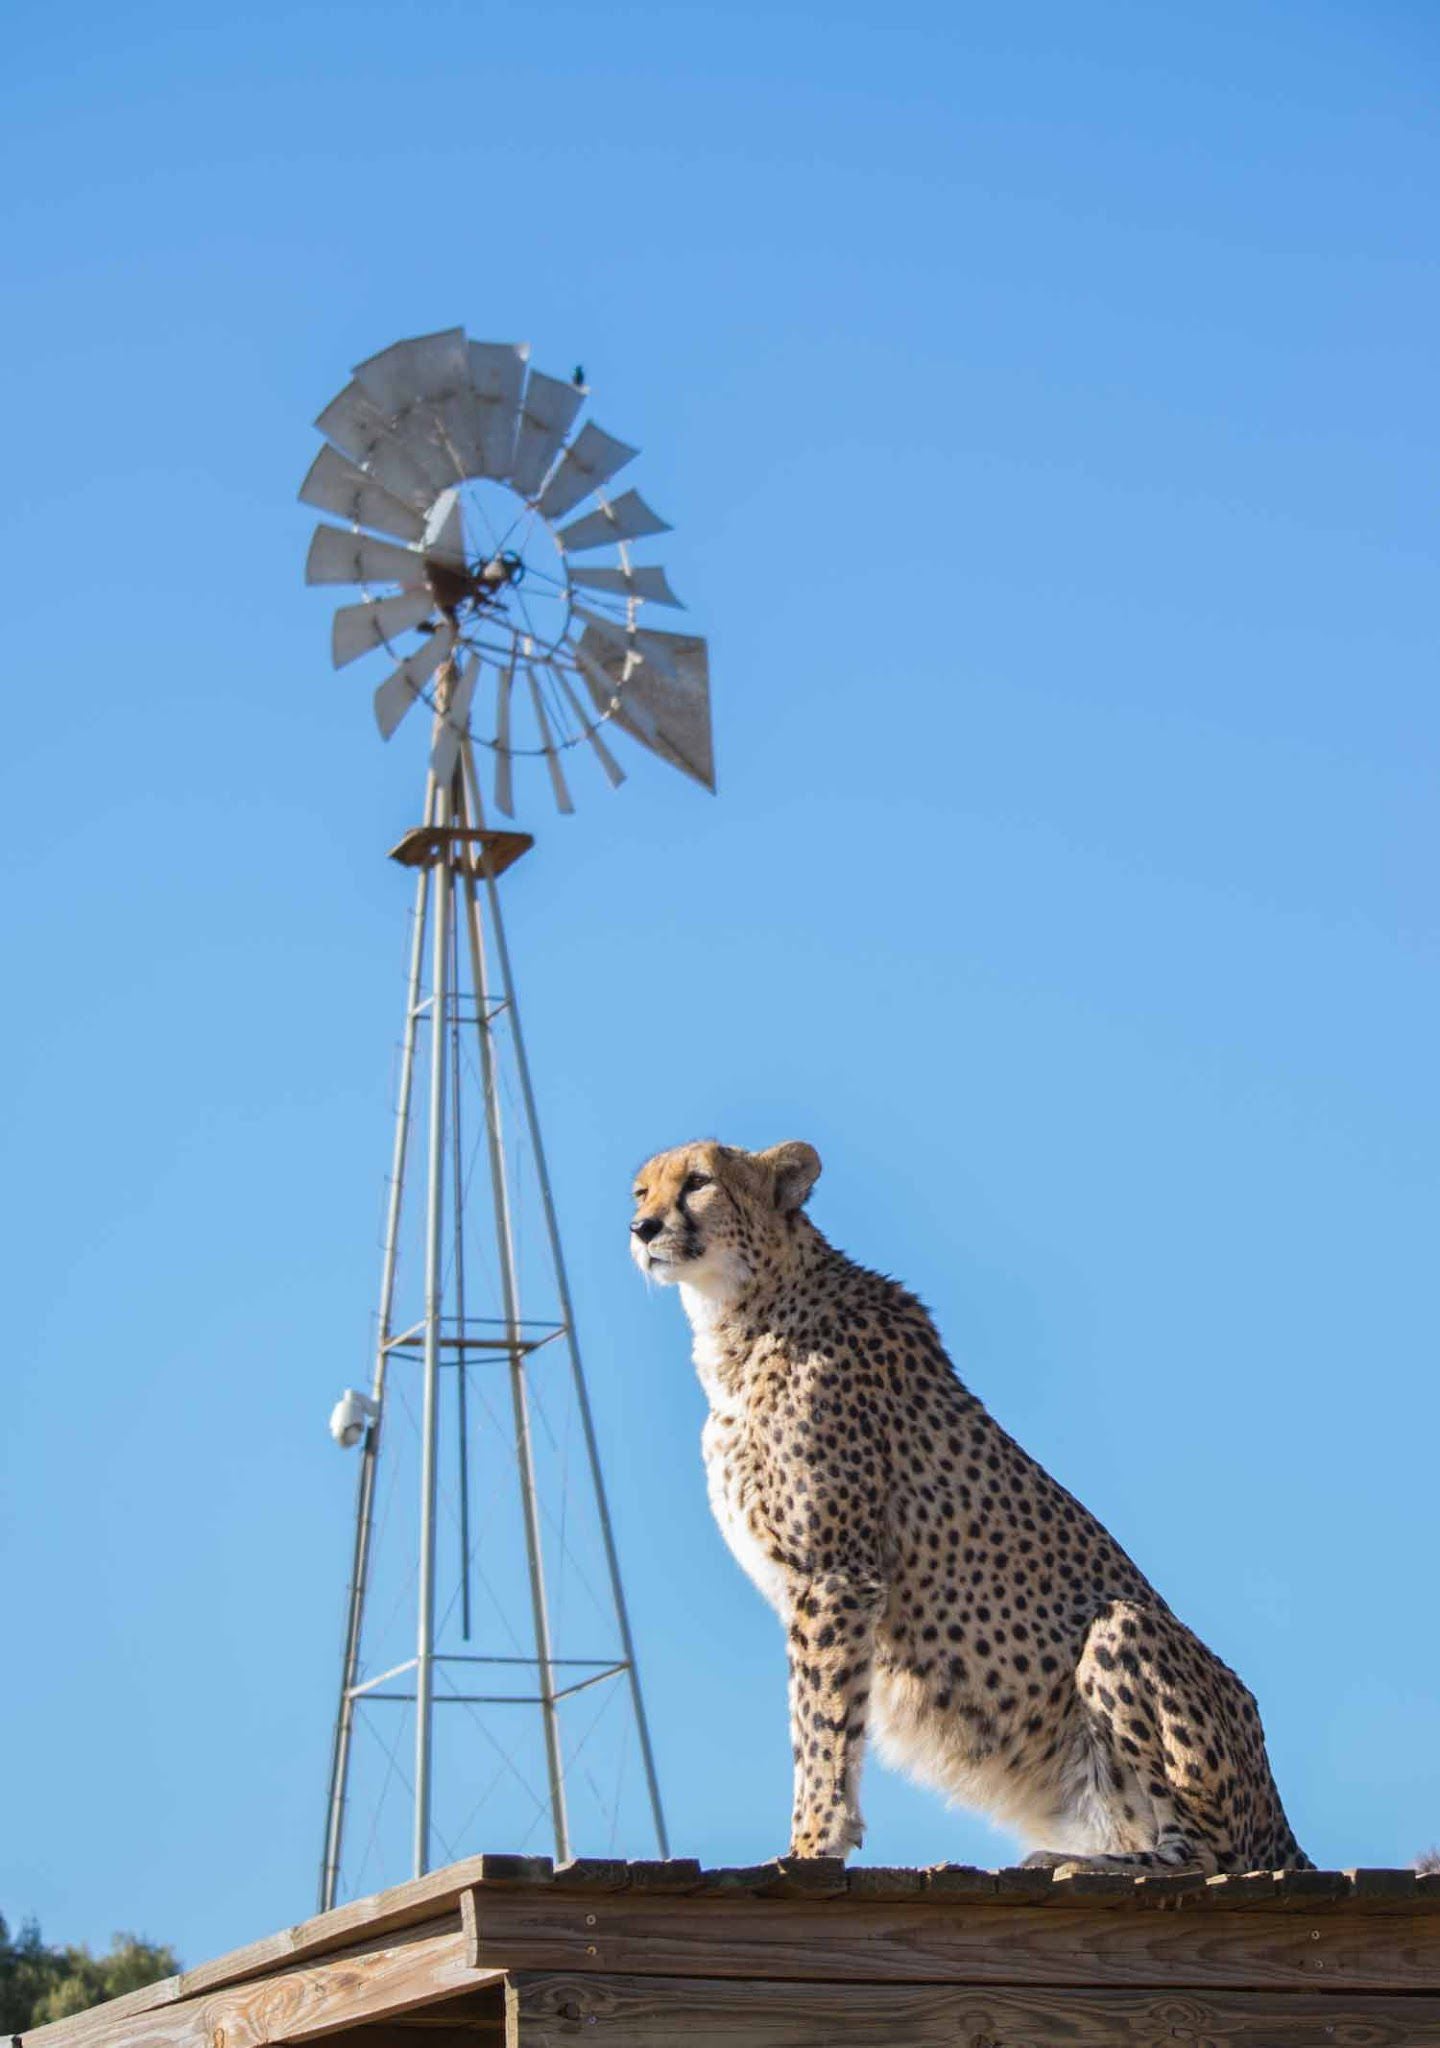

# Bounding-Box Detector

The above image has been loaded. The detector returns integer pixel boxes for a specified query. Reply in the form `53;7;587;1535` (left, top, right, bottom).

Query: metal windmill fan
300;326;713;812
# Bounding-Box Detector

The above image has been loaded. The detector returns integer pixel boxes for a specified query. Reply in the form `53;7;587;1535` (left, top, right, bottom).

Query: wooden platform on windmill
20;1855;1440;2048
387;826;534;877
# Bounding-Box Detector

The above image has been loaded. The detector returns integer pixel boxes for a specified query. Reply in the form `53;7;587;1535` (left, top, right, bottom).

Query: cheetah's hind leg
1020;1598;1279;1876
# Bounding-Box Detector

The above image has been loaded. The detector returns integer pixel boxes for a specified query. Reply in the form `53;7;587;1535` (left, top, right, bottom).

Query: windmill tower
300;328;712;1909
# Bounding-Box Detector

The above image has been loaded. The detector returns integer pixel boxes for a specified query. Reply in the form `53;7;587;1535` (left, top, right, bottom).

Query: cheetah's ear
757;1141;821;1214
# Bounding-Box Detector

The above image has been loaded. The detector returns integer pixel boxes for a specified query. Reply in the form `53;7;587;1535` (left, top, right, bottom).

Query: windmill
301;327;711;1908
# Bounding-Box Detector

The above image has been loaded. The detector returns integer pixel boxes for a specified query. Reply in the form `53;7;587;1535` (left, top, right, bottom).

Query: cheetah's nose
632;1216;665;1244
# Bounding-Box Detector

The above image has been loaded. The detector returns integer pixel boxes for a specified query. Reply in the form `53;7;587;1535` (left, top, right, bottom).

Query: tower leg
321;785;436;1912
449;896;473;1644
414;783;452;1879
462;741;670;1858
456;779;570;1864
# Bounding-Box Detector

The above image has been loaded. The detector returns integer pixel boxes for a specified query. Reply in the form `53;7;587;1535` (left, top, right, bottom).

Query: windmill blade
331;588;438;669
316;379;392;462
493;662;516;817
299;445;427;543
556;489;671;554
353;328;469;418
399;406;472;489
314;382;438;510
572;638;663;750
423;488;467;570
429;385;490;480
551;661;625;790
372;625;456;739
430;654;478;787
633;626;688;683
306;523;427;588
527;666;574;814
574;605;684;679
510;371;585;501
468;341;528;479
574;623;714;791
536;422;638;522
568;562;684;608
571;605;635;665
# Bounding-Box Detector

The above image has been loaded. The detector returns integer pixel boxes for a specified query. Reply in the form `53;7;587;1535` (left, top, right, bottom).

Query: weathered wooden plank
479;1859;555;1891
921;1866;996;1902
844;1868;926;1901
1129;1871;1208;1906
1352;1869;1422;1904
19;1865;503;2048
620;1860;704;1894
758;1860;848;1900
688;1865;783;1896
1045;1869;1139;1906
1272;1869;1353;1906
513;1970;1440;2046
21;1927;503;2048
550;1862;629;1893
467;1889;1440;1994
990;1866;1058;1903
1201;1871;1281;1907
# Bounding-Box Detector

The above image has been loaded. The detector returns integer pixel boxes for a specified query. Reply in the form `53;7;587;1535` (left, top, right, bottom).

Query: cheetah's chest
688;1305;793;1616
701;1409;790;1616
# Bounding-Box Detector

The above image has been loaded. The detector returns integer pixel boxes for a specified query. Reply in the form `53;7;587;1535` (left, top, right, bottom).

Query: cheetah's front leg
785;1569;886;1859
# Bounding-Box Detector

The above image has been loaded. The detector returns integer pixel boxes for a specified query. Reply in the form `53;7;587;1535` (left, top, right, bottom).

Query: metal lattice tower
302;329;713;1906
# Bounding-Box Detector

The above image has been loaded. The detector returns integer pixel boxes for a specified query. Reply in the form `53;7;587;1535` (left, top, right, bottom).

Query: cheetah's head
629;1139;822;1298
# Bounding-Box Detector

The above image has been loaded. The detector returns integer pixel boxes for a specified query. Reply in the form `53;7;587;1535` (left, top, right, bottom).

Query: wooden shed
20;1855;1440;2048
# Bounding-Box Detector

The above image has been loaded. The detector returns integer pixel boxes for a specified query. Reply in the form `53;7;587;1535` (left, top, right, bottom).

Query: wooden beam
514;1969;1440;2046
466;1889;1440;1995
19;1866;514;2048
20;1926;505;2048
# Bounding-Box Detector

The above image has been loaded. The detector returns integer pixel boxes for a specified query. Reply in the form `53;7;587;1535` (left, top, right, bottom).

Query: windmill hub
422;545;522;623
477;550;523;591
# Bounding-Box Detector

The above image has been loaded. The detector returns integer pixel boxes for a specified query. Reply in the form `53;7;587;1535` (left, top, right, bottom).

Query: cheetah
631;1137;1310;1871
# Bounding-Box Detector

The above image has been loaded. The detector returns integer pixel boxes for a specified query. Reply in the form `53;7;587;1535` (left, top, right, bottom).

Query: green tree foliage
0;1915;179;2033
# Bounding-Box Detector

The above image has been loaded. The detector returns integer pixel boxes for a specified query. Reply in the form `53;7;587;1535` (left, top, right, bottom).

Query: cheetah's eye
682;1172;712;1195
632;1186;648;1204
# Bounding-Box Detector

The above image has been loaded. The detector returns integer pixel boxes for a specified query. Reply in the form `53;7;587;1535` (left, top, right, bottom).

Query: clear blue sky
3;0;1437;1969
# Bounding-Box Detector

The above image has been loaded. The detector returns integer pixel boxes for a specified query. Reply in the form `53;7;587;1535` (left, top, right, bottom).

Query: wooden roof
20;1856;1440;2048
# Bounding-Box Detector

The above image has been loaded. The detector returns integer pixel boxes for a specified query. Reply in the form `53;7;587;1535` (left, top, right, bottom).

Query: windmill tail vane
303;329;709;1906
301;326;715;815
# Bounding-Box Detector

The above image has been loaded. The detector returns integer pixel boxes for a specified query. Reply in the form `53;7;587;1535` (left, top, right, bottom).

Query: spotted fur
631;1138;1310;1872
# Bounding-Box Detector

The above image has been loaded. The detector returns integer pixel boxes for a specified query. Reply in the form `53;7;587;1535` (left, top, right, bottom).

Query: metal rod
346;1656;421;1699
551;1666;629;1703
320;779;436;1912
344;1681;623;1705
455;769;571;1865
413;1653;619;1667
413;773;452;1880
460;738;670;1857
